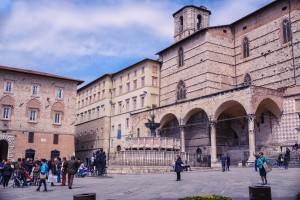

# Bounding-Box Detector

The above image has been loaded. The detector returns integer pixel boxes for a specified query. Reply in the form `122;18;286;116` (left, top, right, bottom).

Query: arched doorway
25;148;36;159
0;140;8;161
51;149;60;159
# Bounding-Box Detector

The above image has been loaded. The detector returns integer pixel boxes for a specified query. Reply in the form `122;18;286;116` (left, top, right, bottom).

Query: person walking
226;155;231;171
2;161;13;188
284;153;289;170
0;160;4;184
257;152;270;185
36;159;48;192
60;157;67;186
174;155;183;181
66;156;79;189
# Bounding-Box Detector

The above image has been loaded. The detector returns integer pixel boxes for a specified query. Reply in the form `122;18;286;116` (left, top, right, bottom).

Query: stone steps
106;165;213;174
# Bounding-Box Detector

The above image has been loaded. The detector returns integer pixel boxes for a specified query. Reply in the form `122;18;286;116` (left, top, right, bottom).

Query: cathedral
75;0;300;166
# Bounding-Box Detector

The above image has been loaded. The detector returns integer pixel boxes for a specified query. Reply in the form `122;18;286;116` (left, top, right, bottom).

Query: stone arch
52;101;64;112
0;95;14;106
0;134;15;161
159;113;180;139
214;100;247;121
214;100;248;161
254;98;282;119
183;108;210;154
27;98;41;109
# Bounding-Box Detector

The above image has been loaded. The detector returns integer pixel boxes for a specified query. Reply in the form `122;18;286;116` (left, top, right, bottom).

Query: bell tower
173;5;211;42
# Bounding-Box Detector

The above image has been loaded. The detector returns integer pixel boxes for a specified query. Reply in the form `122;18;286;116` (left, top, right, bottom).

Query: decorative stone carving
0;134;15;161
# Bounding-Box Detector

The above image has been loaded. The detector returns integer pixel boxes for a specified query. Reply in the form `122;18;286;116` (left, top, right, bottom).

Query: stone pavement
0;167;299;200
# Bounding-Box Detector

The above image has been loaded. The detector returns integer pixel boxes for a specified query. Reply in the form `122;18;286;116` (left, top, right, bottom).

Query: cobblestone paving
0;167;299;200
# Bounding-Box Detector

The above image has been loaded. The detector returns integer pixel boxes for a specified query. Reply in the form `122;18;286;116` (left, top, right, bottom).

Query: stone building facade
131;0;300;166
75;0;299;166
0;66;83;161
74;59;160;162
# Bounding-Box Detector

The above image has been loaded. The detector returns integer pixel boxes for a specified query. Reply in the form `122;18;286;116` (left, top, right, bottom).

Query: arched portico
159;113;180;139
212;100;249;165
182;108;210;166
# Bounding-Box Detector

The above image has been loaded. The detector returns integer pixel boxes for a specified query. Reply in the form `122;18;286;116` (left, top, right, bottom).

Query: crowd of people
0;155;81;191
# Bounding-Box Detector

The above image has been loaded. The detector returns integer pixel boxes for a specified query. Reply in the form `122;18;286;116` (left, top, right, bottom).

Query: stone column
210;122;218;165
180;126;185;152
247;114;256;162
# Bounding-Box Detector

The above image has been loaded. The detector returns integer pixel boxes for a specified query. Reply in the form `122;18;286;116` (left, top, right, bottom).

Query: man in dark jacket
66;156;79;189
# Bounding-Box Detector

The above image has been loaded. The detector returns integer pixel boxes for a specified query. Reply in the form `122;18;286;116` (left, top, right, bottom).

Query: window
32;85;39;96
113;88;116;97
243;37;249;58
98;92;101;100
126;100;129;111
141;66;145;74
244;73;252;85
283;19;292;43
127;83;130;92
56;88;63;99
119;86;122;95
137;128;140;138
112;105;115;115
178;47;184;67
54;112;62;124
126;118;129;128
177;80;186;100
295;99;300;112
127;73;130;80
2;107;10;119
152;66;158;74
152;77;157;87
179;16;183;32
134;70;137;77
141;96;145;108
117;124;121;139
112;125;114;132
120;76;122;82
133;80;137;90
102;90;105;98
28;132;34;143
29;110;37;122
197;15;202;30
141;77;145;87
53;134;59;144
133;98;137;110
5;81;13;93
118;102;122;114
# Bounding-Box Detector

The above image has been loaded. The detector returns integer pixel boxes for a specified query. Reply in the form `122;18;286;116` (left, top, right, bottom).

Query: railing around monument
123;137;181;150
114;150;189;166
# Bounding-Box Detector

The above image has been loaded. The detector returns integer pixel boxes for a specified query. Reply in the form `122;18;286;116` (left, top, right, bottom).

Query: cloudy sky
0;0;273;85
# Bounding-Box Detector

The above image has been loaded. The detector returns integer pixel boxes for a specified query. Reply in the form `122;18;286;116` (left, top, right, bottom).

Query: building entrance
0;140;8;161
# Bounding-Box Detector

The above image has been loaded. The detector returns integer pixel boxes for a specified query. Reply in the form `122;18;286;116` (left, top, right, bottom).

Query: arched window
243;37;249;58
177;80;186;100
283;19;292;43
178;47;184;67
244;73;252;85
197;15;202;30
179;16;183;32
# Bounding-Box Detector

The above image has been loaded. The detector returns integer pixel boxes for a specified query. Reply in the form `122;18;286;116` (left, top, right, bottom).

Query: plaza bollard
73;193;96;200
249;186;271;200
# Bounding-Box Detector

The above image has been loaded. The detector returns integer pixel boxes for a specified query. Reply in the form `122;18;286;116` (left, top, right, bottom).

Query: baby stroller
12;170;27;188
24;171;35;186
77;167;88;178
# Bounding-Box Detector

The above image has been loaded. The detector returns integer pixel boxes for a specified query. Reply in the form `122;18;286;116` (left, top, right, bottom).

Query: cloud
210;0;274;25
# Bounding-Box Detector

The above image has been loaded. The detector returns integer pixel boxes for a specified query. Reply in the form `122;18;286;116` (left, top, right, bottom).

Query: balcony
123;137;180;150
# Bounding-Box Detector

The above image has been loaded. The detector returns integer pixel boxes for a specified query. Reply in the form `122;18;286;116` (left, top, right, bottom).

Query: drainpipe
288;0;296;85
233;26;238;87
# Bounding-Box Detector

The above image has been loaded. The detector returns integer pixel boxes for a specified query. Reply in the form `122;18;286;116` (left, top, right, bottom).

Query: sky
0;0;274;86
